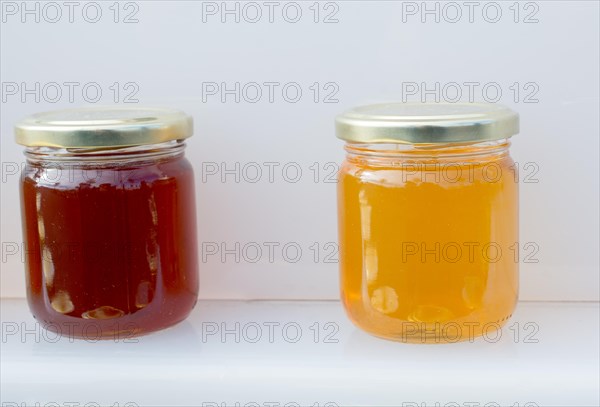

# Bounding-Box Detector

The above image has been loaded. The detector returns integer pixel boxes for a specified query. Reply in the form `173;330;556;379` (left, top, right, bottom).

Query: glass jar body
20;142;199;339
337;140;519;343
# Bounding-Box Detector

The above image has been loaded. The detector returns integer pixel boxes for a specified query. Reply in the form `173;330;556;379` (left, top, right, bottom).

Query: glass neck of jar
24;140;186;164
344;139;510;166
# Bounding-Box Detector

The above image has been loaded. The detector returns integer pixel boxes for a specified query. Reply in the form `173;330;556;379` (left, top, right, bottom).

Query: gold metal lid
335;103;519;144
15;107;193;148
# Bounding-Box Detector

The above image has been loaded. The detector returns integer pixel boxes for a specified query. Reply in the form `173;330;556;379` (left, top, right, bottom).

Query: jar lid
335;103;519;144
15;107;193;148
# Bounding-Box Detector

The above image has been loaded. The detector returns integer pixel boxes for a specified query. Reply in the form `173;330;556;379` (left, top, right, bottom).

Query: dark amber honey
21;151;198;339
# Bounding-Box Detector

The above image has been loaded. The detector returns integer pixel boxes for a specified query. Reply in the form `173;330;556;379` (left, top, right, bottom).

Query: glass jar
15;107;199;339
335;103;519;343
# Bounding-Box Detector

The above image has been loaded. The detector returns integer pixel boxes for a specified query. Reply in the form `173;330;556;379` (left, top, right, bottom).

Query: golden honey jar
336;103;519;343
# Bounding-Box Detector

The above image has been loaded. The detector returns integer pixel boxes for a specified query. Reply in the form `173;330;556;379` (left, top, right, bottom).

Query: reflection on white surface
1;299;599;406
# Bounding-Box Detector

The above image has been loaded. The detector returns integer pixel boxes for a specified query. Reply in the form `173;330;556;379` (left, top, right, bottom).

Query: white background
1;0;599;302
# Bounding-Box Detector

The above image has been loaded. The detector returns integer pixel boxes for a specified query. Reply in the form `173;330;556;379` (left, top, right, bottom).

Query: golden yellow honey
338;141;518;343
335;103;520;343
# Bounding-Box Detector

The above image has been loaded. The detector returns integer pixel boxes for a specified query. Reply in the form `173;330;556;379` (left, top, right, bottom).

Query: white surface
1;1;599;301
1;298;599;406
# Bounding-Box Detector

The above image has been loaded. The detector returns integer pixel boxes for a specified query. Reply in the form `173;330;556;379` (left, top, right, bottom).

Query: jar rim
23;140;186;163
335;102;519;144
15;106;193;148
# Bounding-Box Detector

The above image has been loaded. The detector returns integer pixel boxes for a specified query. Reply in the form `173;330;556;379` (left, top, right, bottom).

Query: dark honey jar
15;107;199;339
